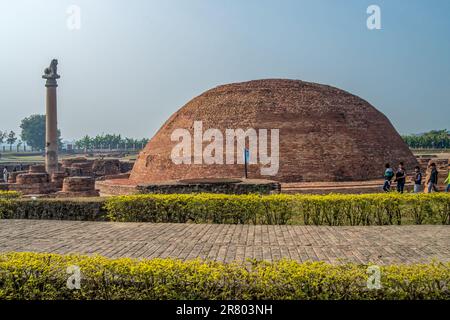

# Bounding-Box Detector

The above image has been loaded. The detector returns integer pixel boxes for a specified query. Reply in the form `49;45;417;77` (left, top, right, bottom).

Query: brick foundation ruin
55;176;99;197
8;164;57;195
96;178;281;196
0;157;133;197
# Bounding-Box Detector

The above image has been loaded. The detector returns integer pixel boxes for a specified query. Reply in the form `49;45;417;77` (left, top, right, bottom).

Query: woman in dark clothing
427;163;439;193
394;162;406;193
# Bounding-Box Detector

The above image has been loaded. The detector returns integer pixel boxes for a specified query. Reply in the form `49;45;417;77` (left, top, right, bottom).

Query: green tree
139;138;149;147
6;131;17;149
75;135;93;150
402;129;450;149
20;114;62;150
74;134;149;150
0;131;6;144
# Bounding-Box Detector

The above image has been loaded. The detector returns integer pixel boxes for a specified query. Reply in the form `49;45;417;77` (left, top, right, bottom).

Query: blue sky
0;0;449;140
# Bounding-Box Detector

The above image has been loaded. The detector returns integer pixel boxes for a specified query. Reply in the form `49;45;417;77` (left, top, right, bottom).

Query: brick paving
0;220;448;264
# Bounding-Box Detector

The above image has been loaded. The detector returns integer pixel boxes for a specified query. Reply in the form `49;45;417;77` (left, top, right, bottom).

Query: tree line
401;129;450;149
1;114;148;151
4;114;448;151
74;134;148;150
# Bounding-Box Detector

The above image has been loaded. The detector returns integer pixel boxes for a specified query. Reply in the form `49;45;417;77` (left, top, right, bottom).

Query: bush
0;252;448;300
0;198;108;221
105;194;285;224
296;193;450;225
105;193;450;225
0;191;21;199
0;193;449;225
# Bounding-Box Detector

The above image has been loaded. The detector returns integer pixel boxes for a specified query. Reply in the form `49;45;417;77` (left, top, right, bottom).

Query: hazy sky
1;0;449;140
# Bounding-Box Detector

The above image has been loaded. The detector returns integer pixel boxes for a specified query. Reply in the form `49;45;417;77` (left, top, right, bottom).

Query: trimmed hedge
0;191;21;199
0;193;449;225
105;193;450;225
0;198;107;221
0;252;448;300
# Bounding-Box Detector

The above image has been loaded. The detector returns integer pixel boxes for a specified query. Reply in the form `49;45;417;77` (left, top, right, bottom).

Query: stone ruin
130;79;418;184
1;157;133;197
58;176;98;197
7;165;55;195
0;60;134;198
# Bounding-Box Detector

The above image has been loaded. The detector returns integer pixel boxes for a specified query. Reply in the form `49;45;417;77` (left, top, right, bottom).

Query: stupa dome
130;79;417;183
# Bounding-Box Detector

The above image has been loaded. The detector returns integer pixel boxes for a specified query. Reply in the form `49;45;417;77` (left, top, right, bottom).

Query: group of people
383;162;450;193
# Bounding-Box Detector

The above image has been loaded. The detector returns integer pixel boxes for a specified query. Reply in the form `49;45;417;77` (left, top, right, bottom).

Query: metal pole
244;148;248;179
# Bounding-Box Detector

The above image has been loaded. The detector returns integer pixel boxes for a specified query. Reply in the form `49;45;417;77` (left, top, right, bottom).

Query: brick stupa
130;79;417;183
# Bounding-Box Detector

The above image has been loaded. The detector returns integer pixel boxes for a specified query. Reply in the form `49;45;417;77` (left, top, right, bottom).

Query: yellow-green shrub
105;193;450;225
104;194;295;224
0;192;21;218
0;198;108;220
0;193;449;225
0;191;21;199
0;252;448;300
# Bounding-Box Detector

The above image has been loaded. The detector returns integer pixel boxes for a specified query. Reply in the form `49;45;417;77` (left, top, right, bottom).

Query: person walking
383;163;394;192
424;160;432;193
412;166;423;193
394;162;406;193
2;167;8;183
445;164;450;192
426;162;439;193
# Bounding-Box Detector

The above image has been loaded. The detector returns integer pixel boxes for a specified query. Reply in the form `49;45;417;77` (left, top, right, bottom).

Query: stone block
7;170;28;183
29;165;46;173
62;176;96;192
51;172;67;189
16;173;49;184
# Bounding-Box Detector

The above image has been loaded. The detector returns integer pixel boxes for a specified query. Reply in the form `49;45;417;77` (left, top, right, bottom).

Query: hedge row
0;198;107;221
105;193;450;225
0;252;448;300
0;193;449;225
0;191;21;199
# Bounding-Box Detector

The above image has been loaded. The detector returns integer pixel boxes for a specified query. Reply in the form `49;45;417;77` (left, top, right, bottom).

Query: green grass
412;148;450;155
0;154;44;163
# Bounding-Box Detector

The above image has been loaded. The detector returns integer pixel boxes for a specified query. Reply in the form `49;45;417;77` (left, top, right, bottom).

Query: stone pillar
42;59;60;175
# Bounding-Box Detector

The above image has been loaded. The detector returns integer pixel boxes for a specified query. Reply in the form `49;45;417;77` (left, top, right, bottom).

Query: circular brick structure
28;165;46;173
130;79;417;183
16;173;49;184
7;171;28;183
62;177;96;192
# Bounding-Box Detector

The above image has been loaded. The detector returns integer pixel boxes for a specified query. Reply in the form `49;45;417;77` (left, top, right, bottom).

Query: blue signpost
244;148;249;179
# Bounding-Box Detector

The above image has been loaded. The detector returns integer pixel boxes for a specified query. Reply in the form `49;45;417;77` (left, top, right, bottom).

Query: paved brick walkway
0;220;448;264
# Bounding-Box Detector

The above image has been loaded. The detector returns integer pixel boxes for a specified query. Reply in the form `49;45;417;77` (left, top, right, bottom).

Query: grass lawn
0;154;44;163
